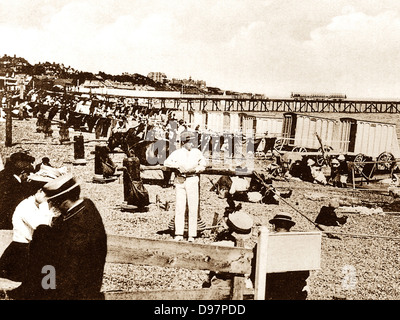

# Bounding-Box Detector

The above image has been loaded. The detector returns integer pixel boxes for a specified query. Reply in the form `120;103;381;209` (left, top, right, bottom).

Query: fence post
74;134;85;160
231;237;245;300
254;226;269;300
5;91;12;147
94;145;103;175
123;156;141;205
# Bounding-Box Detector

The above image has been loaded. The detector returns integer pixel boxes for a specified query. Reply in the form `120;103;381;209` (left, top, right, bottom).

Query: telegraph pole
5;86;12;147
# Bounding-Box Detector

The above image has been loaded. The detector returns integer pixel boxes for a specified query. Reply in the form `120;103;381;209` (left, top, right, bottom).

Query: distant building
81;80;106;89
0;54;31;74
171;76;206;89
0;73;32;91
54;78;74;89
147;72;167;83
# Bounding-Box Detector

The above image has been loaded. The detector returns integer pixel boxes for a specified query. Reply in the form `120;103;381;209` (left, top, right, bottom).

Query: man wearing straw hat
164;131;207;242
265;212;310;300
8;174;107;300
203;210;254;289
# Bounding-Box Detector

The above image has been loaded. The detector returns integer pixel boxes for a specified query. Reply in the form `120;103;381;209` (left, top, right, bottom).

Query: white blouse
12;196;54;243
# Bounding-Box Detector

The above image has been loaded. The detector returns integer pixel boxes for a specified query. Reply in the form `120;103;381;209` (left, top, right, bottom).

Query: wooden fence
0;227;321;300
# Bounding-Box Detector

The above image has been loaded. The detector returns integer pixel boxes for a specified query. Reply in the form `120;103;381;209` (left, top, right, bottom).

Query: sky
1;0;400;99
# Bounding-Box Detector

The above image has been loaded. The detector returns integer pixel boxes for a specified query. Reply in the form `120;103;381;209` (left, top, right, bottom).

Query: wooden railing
0;227;321;300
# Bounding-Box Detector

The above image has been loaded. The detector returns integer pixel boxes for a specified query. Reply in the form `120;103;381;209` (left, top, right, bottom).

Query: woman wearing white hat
0;169;60;282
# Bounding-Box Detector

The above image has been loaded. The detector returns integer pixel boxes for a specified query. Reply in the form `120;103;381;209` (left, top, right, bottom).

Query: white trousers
175;176;199;238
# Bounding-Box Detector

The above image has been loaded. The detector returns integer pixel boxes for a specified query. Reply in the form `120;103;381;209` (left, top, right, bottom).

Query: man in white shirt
164;131;207;242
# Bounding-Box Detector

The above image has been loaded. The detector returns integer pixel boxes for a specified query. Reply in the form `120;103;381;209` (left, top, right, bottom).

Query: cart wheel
316;146;332;166
354;153;366;174
377;152;395;171
316;154;327;166
292;147;307;153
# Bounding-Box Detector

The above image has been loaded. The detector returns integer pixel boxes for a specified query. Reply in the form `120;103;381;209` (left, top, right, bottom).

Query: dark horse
107;124;173;186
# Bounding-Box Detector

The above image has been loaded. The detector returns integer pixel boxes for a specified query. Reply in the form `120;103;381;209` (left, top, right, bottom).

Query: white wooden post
254;226;269;300
253;229;322;300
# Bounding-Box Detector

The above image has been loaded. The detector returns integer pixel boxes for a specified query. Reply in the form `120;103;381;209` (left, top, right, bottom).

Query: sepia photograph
1;0;400;308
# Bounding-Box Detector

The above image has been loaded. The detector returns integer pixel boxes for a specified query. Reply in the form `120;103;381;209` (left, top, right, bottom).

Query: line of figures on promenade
1;88;268;157
1;88;190;141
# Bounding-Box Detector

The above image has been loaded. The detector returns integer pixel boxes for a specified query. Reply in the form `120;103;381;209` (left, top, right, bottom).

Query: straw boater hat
226;211;254;234
269;212;296;227
42;174;80;200
338;154;346;161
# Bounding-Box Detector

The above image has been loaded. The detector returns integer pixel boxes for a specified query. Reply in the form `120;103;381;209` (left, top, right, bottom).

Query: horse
107;126;173;186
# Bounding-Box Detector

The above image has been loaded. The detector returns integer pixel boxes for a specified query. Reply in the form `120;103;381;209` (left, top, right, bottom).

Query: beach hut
239;113;256;135
206;111;224;132
255;116;284;139
280;112;339;151
338;117;400;159
229;112;241;133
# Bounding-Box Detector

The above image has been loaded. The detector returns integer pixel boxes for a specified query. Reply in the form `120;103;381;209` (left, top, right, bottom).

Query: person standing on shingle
164;131;207;243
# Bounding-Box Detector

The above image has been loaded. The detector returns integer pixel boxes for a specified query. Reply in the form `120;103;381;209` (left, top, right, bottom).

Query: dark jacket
315;206;347;226
266;271;309;300
9;198;107;300
338;160;349;175
0;170;28;230
289;161;313;182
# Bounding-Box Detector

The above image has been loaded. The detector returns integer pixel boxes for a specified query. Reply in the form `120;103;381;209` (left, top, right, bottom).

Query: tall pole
181;84;185;121
5;87;12;147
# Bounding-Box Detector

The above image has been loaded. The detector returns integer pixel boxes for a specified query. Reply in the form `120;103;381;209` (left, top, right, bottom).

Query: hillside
0;54;225;94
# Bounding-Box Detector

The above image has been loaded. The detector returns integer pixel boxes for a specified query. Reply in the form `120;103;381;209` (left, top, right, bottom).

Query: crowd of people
1;88;189;143
268;151;350;188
